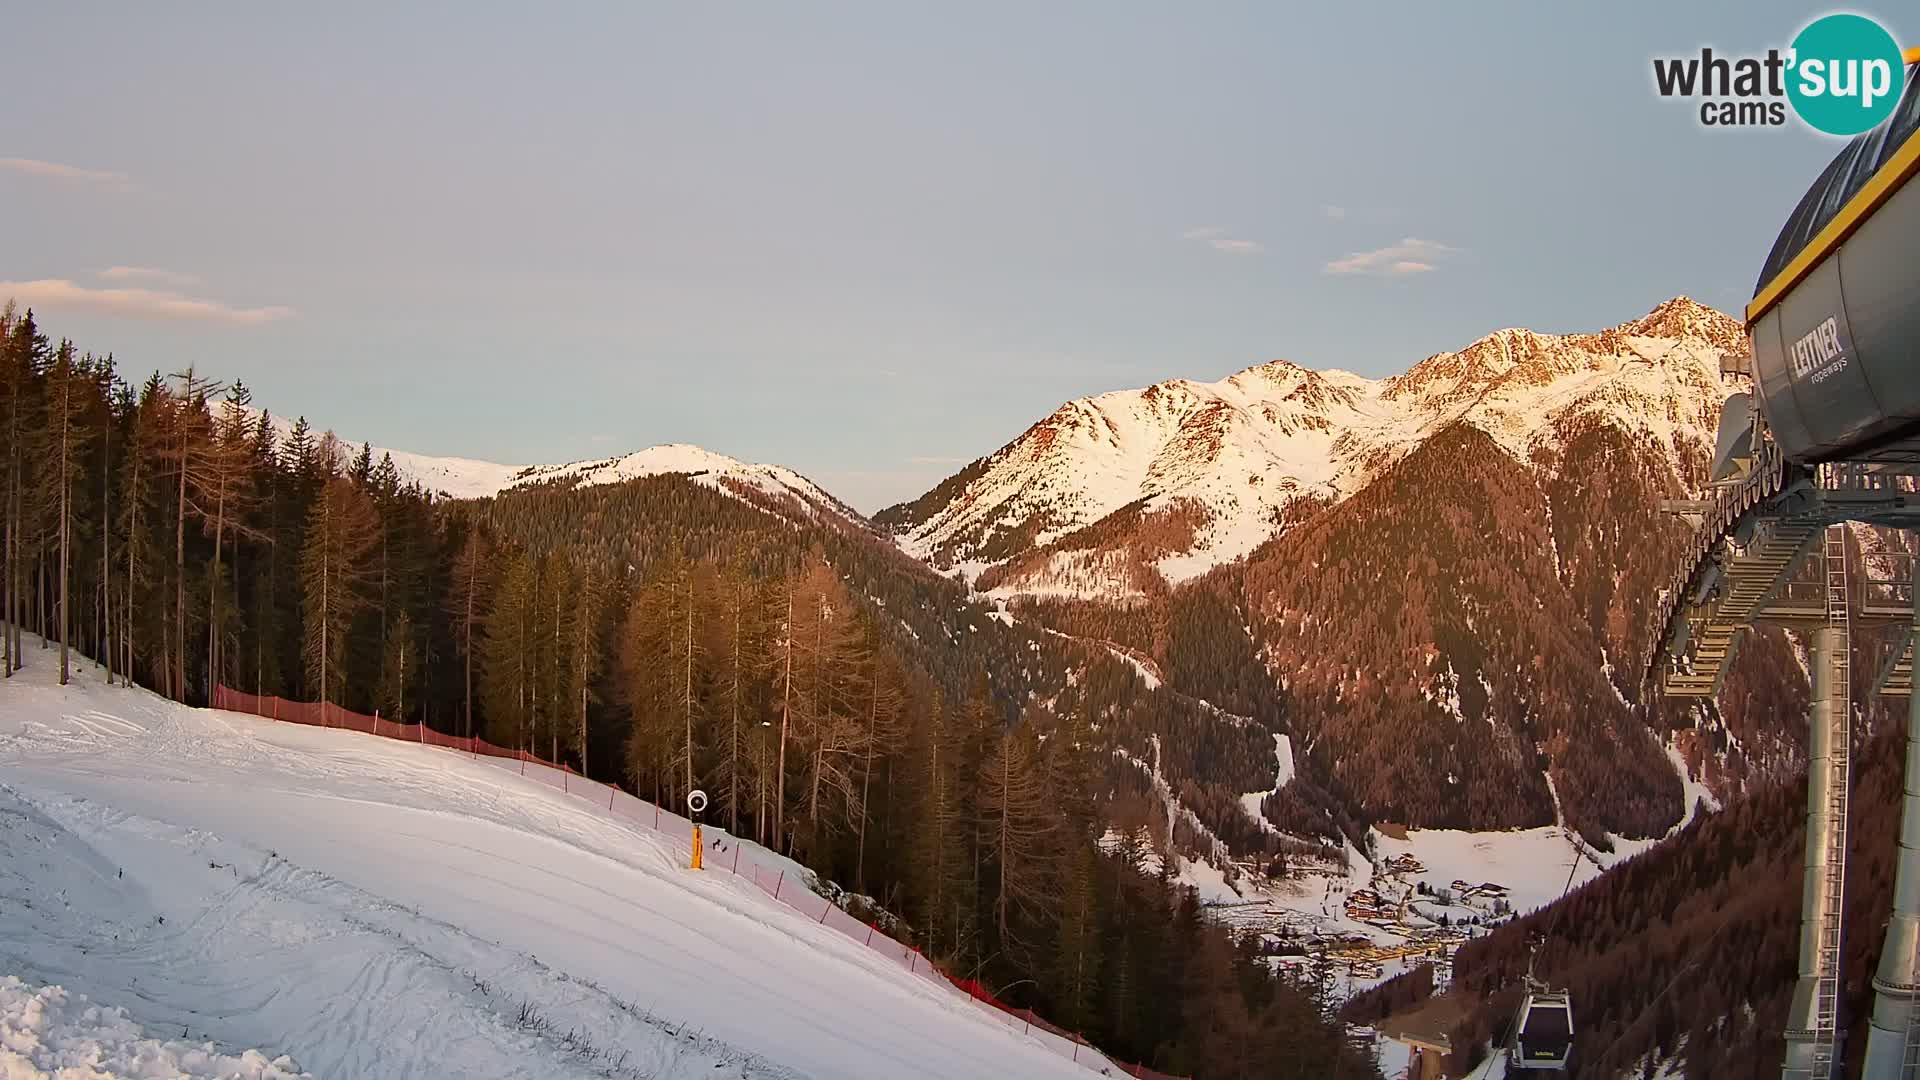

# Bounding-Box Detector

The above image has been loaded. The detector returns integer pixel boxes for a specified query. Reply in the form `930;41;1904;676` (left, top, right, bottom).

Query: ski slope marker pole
687;790;707;870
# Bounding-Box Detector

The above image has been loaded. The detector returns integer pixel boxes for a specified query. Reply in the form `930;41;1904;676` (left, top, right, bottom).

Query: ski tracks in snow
0;666;1101;1080
0;783;797;1079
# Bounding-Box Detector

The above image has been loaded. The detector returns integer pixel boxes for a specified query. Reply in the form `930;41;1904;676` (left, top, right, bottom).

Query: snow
1169;854;1244;905
0;660;1111;1080
1236;734;1293;834
509;445;855;524
894;299;1736;599
1369;1029;1412;1080
1105;646;1161;690
0;974;309;1079
1368;825;1596;915
250;410;850;523
1605;739;1724;862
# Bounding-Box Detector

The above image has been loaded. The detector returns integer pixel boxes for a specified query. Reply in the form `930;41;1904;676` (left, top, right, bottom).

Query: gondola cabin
1510;988;1573;1071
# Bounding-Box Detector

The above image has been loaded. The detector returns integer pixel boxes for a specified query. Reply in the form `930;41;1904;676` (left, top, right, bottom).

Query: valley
0;293;1846;1079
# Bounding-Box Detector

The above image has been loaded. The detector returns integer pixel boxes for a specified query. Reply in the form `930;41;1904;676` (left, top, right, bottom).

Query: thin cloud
908;455;970;466
1324;237;1457;277
0;278;294;325
98;265;200;287
0;157;129;186
1181;226;1263;254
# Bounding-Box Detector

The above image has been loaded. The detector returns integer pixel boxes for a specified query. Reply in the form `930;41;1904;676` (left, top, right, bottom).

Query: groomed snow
0;975;309;1079
0;659;1108;1080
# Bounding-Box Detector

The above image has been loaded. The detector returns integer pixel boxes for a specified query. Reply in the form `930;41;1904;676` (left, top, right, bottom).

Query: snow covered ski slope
0;660;1110;1079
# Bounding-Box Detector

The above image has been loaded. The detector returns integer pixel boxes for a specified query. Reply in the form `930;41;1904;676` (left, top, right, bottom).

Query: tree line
0;305;1377;1079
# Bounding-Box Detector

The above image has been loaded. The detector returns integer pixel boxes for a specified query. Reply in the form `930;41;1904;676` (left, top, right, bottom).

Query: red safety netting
210;686;1185;1079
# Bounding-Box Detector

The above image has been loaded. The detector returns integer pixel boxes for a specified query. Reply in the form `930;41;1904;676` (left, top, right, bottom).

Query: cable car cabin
1748;57;1920;469
1510;988;1573;1071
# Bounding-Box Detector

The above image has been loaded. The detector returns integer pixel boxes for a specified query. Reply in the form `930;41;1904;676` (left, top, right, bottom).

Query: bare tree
46;342;91;683
856;648;908;894
300;474;380;709
981;729;1055;946
203;383;265;693
160;367;223;700
447;530;490;740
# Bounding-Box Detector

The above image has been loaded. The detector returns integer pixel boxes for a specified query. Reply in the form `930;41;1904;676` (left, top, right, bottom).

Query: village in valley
1208;845;1513;995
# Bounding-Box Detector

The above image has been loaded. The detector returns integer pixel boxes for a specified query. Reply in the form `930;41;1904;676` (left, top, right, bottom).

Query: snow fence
211;686;1186;1080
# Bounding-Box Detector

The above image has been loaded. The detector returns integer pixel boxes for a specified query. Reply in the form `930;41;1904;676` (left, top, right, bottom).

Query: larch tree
94;360;124;682
620;552;703;805
299;475;380;710
118;374;169;688
201;382;264;693
565;557;601;774
481;549;536;750
45;341;94;684
446;529;491;739
709;561;767;837
793;567;867;863
980;725;1055;950
377;608;416;722
160;367;224;701
772;573;798;848
3;308;51;676
855;641;908;895
245;409;280;696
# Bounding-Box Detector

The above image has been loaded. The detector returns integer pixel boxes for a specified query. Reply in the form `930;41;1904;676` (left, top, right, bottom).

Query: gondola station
1653;48;1920;1080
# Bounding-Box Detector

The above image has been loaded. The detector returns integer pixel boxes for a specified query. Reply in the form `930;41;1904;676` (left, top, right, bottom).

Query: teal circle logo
1787;14;1907;136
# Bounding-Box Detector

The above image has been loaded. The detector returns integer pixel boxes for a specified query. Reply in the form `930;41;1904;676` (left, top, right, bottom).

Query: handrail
1649;429;1789;685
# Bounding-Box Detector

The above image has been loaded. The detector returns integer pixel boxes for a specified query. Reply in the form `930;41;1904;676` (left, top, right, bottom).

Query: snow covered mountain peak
506;443;860;522
252;411;857;524
884;298;1743;600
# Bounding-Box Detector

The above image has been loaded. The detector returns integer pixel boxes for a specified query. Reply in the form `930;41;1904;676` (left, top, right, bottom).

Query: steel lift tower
1652;53;1920;1080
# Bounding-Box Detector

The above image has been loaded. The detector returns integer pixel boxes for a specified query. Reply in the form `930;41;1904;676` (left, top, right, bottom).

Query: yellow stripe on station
1906;46;1920;65
1747;120;1920;327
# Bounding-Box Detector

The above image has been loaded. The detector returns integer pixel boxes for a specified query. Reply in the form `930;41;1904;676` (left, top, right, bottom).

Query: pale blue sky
1;3;1890;510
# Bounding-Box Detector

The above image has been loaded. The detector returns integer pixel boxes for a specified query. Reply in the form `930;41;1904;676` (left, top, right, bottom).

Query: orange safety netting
210;686;1185;1080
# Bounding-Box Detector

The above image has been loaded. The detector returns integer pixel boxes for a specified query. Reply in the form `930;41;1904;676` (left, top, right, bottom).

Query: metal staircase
1877;638;1915;698
1813;525;1854;1080
1663;515;1827;696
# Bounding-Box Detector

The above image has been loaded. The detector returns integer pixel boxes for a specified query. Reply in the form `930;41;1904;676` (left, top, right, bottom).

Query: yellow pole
691;823;703;870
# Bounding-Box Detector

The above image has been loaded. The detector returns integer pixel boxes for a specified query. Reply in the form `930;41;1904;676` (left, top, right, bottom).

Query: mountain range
281;296;1802;848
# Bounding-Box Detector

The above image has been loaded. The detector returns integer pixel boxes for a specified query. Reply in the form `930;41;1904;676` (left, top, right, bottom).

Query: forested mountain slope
889;298;1812;843
0;304;1369;1079
1348;708;1909;1078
